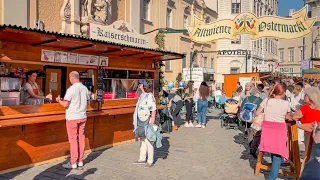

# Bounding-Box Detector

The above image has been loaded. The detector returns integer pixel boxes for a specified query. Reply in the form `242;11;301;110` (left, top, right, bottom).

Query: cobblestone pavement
1;109;295;180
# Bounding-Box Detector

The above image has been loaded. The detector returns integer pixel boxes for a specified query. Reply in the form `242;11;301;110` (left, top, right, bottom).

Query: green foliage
155;30;165;51
176;72;182;82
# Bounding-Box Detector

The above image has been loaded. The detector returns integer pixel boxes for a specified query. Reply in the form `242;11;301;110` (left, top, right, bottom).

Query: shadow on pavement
32;149;105;180
233;128;295;180
154;137;170;164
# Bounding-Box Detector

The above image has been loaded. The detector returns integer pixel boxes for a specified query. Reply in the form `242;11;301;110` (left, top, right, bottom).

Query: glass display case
102;70;154;100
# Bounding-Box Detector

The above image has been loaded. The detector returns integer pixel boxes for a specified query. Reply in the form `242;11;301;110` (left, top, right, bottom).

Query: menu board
68;53;78;64
96;69;104;102
78;55;99;66
99;57;109;67
55;51;68;63
41;49;108;67
41;50;55;62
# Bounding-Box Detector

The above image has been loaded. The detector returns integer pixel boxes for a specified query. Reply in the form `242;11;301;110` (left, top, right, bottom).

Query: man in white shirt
56;71;90;169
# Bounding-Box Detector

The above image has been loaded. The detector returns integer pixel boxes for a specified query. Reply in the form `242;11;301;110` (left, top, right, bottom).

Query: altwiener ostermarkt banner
187;6;316;43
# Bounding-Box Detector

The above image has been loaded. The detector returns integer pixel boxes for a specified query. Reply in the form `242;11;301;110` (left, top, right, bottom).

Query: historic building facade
216;0;279;84
141;0;218;82
0;0;217;83
277;0;320;76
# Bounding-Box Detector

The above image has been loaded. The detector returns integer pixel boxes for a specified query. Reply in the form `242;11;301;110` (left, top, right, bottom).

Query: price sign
96;69;104;102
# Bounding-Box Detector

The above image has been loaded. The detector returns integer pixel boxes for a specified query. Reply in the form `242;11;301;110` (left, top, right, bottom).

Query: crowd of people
220;77;320;180
56;72;319;179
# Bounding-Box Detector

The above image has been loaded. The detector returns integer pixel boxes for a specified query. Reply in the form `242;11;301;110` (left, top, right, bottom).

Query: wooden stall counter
0;99;137;173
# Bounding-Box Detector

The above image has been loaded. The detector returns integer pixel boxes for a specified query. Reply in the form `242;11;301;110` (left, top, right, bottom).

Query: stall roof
0;24;184;61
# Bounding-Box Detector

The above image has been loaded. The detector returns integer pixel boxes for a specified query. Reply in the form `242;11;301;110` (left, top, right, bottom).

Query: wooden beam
69;44;95;51
32;38;59;46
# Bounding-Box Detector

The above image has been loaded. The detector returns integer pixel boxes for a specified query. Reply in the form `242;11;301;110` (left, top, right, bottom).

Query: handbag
251;99;268;131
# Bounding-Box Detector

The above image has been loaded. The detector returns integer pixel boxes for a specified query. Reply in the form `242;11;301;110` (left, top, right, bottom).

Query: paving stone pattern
0;109;295;180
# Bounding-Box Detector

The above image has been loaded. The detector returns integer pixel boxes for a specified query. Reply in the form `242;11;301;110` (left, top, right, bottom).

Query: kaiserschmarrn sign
89;20;150;49
187;6;316;43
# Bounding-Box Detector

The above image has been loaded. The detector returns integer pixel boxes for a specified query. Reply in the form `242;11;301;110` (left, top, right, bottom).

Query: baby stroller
214;95;223;109
220;99;240;130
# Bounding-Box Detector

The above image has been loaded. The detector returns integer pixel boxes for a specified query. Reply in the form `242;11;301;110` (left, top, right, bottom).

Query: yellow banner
187;6;317;43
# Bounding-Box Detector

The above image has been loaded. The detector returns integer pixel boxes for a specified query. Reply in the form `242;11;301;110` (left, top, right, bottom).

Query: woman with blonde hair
241;82;252;101
292;87;320;159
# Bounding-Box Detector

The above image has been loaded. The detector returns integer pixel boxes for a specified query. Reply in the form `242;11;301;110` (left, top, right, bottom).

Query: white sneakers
62;161;84;169
62;162;77;169
184;122;195;127
195;124;206;128
78;161;84;167
189;122;194;127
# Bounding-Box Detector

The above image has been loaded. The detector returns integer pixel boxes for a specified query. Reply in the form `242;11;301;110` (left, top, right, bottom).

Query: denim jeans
269;153;282;180
197;100;208;125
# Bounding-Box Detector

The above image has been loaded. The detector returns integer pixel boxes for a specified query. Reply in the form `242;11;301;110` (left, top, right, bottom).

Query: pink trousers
66;118;87;164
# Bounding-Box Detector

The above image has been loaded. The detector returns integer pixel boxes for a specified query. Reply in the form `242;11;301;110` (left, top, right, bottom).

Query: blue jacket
145;124;162;148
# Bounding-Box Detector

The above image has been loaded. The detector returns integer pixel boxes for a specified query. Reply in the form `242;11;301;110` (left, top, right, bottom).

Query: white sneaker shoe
78;161;84;167
195;124;202;128
202;125;206;128
189;122;194;127
62;162;77;169
184;123;191;127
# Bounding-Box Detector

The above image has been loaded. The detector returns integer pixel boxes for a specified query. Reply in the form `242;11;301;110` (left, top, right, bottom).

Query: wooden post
300;133;314;177
255;122;301;178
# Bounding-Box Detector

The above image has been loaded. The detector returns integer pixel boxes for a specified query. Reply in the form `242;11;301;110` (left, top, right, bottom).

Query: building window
265;39;268;51
183;15;188;29
279;49;284;62
230;67;240;74
143;0;150;21
231;0;241;14
165;60;171;71
289;48;294;62
166;8;172;28
211;57;214;68
231;35;241;44
299;46;304;61
204;57;208;67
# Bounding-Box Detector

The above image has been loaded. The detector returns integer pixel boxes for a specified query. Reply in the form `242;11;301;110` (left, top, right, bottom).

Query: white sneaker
189;122;194;127
184;123;191;127
202;125;206;128
195;124;202;128
78;161;84;167
62;162;77;169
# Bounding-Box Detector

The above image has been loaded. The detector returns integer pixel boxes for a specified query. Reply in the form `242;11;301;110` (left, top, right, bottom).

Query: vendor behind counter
22;70;52;105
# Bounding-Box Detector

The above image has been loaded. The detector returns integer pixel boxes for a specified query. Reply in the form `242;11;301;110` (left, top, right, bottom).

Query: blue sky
278;0;305;16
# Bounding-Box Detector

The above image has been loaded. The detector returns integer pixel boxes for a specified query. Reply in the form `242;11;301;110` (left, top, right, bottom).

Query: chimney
289;9;295;17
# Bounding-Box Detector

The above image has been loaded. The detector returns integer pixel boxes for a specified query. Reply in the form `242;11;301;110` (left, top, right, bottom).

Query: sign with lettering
89;20;150;49
217;50;250;56
301;59;310;70
188;6;316;43
96;69;104;102
183;68;204;82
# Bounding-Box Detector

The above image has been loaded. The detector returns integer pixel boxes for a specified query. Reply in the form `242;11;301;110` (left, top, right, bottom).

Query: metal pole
190;51;193;81
245;50;248;73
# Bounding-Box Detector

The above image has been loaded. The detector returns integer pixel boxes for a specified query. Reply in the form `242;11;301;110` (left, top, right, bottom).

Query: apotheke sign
89;20;150;49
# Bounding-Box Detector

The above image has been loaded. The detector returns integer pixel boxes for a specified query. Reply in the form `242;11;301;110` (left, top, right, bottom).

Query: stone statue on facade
92;0;108;23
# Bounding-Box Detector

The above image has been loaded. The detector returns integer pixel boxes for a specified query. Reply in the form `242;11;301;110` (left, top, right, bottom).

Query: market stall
0;25;183;172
